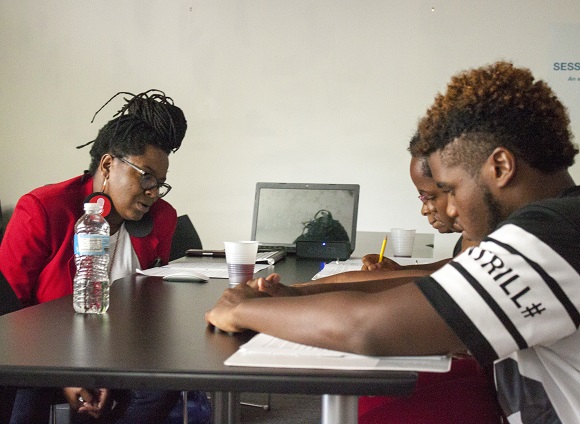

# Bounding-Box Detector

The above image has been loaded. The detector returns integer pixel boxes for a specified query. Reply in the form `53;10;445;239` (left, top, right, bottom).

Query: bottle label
74;234;109;255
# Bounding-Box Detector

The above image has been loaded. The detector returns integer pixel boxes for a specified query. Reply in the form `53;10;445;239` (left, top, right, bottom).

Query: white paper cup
390;228;416;257
224;241;259;285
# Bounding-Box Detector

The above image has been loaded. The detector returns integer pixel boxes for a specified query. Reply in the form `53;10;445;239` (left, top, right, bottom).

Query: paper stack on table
137;261;270;279
225;333;451;372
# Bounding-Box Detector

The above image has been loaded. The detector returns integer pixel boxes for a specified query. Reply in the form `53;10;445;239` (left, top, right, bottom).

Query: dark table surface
0;256;417;396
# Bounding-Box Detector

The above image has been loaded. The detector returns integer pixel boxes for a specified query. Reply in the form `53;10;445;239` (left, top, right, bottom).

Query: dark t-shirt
452;236;463;257
416;186;580;423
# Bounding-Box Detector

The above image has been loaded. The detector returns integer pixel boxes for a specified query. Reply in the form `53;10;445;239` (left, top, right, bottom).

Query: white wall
1;0;579;253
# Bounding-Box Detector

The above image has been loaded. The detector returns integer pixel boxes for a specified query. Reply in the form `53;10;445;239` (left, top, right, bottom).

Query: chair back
169;215;203;262
1;270;21;315
0;201;4;245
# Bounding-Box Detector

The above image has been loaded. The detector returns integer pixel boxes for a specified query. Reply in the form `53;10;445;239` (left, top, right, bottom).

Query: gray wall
1;0;579;257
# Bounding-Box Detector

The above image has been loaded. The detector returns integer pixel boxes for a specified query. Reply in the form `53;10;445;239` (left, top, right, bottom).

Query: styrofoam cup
224;241;259;285
390;228;416;257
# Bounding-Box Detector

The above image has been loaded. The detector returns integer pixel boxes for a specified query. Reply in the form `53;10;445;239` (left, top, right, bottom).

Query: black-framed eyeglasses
114;156;172;198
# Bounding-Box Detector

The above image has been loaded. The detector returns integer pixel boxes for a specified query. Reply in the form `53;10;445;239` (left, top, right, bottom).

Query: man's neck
526;169;575;201
503;168;576;217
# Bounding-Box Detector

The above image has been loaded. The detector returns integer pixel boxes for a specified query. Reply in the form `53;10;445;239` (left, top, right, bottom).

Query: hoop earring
84;177;113;217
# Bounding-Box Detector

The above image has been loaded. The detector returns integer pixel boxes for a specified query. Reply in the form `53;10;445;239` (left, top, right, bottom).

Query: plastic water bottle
73;202;110;314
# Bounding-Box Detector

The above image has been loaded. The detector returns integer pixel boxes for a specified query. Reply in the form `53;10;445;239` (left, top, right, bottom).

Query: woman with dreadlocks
0;90;209;423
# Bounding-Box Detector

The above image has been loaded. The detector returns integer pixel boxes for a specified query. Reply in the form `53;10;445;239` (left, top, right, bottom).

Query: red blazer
0;174;177;307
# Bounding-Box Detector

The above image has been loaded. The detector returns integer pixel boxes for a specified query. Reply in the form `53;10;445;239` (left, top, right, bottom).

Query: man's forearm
231;284;465;356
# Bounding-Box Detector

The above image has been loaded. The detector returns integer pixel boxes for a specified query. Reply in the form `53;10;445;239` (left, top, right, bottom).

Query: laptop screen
251;182;360;252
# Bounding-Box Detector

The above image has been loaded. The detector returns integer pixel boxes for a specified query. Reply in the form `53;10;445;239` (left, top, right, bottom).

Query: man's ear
484;147;516;189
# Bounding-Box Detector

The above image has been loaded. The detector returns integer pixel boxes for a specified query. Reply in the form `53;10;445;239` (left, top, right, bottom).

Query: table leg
211;392;240;424
321;394;358;424
181;391;188;424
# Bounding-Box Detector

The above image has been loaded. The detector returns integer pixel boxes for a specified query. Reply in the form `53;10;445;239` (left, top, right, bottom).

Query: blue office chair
166;391;211;424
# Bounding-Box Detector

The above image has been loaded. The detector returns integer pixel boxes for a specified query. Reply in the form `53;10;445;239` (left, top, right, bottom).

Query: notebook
250;182;360;253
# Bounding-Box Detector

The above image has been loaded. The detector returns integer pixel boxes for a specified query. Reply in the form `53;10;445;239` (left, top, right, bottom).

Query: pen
378;236;387;263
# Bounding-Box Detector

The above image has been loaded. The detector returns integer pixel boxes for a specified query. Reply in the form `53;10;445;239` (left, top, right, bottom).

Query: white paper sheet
312;257;437;279
225;333;451;372
137;261;270;279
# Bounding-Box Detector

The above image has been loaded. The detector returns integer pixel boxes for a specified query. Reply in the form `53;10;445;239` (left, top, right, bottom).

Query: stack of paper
137;261;270;279
225;333;451;372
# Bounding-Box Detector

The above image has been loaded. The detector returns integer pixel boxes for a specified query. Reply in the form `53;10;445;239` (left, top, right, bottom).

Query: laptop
250;182;360;254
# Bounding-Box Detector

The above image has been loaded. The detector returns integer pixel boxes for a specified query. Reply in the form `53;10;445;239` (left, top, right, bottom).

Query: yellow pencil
378;236;387;263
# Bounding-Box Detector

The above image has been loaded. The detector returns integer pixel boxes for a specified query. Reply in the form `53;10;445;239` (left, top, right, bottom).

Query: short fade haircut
410;61;578;175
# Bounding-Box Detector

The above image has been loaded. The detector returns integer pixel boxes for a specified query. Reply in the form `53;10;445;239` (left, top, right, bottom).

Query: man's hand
63;387;109;419
205;282;268;332
361;254;403;271
248;274;302;297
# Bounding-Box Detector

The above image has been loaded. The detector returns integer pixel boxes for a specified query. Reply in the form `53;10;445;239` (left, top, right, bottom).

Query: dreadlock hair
410;61;578;176
78;90;188;174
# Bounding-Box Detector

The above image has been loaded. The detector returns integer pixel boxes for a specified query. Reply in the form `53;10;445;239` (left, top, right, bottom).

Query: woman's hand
63;387;109;419
361;254;403;271
248;274;302;297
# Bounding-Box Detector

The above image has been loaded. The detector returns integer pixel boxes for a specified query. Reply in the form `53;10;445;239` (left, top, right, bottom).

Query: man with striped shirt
409;61;580;423
206;61;580;423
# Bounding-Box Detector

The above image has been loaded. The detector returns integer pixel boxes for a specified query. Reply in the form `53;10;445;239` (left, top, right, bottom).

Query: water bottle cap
84;193;112;217
84;202;103;214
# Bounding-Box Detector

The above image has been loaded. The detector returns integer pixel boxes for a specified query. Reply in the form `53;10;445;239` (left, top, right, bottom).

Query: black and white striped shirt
417;187;580;423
